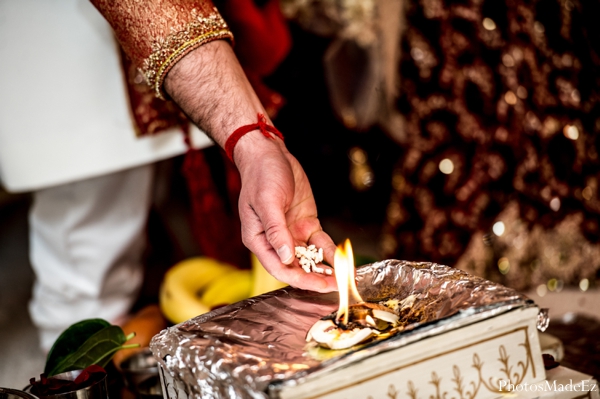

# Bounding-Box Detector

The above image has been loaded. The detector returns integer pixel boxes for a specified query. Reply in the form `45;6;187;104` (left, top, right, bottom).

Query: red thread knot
224;113;284;162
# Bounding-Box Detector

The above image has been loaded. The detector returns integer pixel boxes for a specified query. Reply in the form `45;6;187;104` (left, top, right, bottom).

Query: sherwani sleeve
91;0;234;98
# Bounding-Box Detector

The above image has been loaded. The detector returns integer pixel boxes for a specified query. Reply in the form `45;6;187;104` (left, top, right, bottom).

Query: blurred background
1;0;599;391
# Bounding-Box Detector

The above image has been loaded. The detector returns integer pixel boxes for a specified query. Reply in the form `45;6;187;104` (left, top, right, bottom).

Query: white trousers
28;164;153;351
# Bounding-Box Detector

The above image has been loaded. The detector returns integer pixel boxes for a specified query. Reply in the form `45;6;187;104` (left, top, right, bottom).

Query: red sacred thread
224;113;284;161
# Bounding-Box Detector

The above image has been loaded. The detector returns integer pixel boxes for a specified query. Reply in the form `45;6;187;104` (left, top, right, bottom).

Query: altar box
152;260;548;399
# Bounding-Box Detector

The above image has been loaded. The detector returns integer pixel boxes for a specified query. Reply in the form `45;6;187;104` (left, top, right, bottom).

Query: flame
334;239;364;325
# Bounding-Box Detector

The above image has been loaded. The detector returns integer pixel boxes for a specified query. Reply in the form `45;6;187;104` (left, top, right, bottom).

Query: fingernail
277;245;293;264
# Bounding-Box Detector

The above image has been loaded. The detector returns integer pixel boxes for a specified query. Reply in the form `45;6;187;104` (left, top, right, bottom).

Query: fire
306;239;400;349
334;239;364;325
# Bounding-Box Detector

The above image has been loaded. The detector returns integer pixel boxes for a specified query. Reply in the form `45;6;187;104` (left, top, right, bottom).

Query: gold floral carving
406;381;418;399
361;329;536;399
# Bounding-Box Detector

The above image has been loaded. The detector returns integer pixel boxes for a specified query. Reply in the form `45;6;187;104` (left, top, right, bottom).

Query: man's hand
164;40;337;292
234;134;337;292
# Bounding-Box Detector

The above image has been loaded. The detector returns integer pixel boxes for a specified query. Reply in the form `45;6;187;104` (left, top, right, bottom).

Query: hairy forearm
164;40;282;165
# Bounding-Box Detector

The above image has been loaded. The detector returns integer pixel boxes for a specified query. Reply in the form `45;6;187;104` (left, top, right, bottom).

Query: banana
200;269;252;308
250;253;288;297
159;257;236;324
160;255;290;324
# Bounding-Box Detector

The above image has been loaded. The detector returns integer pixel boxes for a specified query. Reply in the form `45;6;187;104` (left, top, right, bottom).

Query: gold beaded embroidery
142;10;234;98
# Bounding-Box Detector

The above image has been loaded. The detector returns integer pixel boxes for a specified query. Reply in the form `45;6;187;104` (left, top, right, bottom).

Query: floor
1;187;598;390
0;196;46;389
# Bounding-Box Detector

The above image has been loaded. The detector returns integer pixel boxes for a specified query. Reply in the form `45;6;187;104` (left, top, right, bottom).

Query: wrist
225;114;284;163
233;128;287;171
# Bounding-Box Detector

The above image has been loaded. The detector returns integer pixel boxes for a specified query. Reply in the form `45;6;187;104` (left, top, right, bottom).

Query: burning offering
306;240;400;349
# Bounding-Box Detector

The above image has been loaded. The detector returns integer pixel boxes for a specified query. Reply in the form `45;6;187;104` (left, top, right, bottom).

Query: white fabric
0;0;212;193
0;1;218;351
29;164;153;351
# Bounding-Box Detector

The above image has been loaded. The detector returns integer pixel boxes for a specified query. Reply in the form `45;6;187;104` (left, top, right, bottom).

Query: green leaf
45;318;111;375
48;325;127;376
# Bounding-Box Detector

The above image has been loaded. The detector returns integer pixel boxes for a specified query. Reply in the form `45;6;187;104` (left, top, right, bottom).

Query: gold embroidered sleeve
91;0;233;98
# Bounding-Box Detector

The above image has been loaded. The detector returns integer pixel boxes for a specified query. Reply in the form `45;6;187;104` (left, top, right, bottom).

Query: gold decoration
406;381;418;399
305;326;539;399
91;1;234;99
142;10;233;98
360;336;535;399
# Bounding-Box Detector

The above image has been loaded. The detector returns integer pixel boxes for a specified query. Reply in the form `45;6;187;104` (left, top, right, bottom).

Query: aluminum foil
150;260;542;399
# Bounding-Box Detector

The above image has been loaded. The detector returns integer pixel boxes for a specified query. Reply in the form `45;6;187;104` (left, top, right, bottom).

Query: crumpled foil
150;260;543;399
